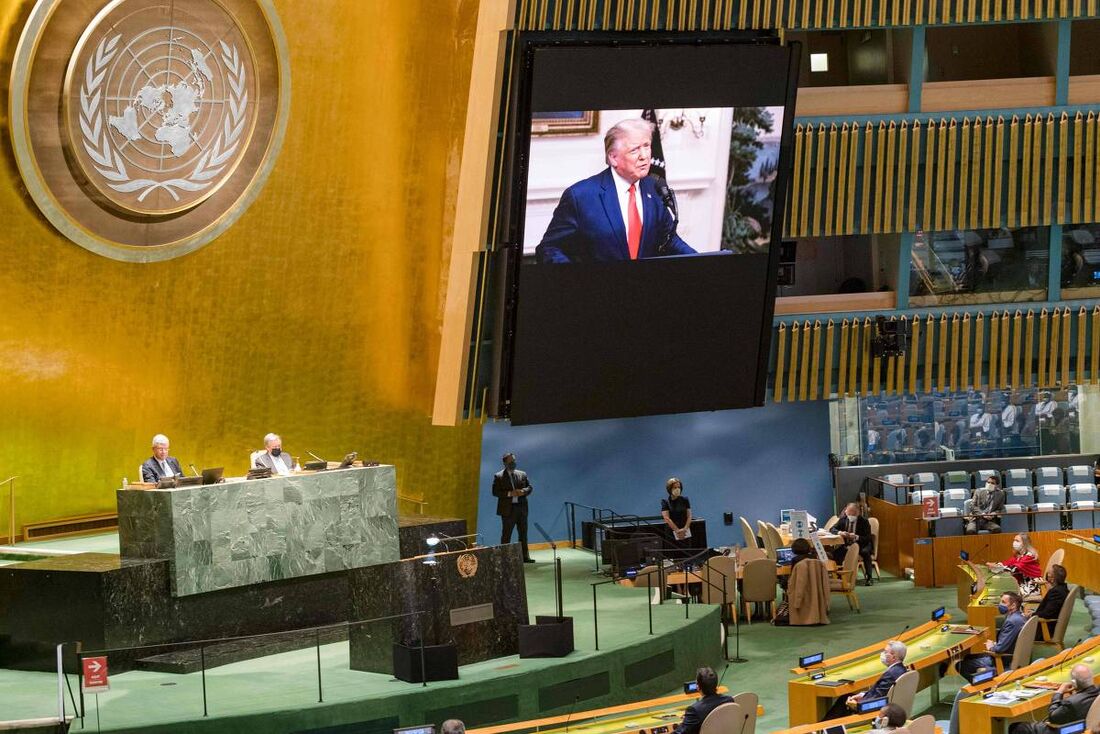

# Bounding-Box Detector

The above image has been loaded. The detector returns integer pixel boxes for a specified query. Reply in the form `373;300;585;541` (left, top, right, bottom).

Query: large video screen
501;35;800;425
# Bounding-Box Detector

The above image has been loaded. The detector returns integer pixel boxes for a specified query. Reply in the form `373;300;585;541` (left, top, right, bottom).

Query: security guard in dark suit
492;453;534;563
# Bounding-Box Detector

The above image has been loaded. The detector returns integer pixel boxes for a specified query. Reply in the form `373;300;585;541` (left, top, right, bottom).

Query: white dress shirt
610;168;644;236
1001;404;1018;429
970;412;993;433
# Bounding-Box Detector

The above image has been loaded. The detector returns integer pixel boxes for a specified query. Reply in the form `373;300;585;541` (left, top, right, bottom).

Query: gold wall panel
0;0;484;535
773;305;1092;402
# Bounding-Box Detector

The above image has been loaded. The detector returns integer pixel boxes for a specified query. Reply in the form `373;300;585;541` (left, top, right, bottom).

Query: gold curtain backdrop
773;307;1097;402
0;0;483;538
785;112;1100;239
516;0;1099;31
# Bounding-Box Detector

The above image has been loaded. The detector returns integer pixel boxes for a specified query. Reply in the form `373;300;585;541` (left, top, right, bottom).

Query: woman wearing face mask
661;477;692;547
988;532;1042;585
868;703;908;733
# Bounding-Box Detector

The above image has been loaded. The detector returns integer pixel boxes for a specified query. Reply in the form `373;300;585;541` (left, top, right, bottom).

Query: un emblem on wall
10;0;290;261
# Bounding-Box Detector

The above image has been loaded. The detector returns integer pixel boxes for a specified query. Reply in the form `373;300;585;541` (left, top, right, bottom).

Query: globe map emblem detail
65;2;258;216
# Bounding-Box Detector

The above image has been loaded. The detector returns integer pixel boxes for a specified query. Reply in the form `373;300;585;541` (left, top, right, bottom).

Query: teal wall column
1056;20;1071;106
908;26;925;113
1049;224;1063;302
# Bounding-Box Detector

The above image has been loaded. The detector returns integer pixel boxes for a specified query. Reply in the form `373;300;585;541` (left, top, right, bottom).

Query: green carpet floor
1;534;1094;732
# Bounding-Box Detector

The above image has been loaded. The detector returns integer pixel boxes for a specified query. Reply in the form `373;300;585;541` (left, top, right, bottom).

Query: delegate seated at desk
254;432;298;475
140;433;183;483
957;591;1025;682
987;533;1042;588
825;641;908;720
1008;664;1099;734
673;666;733;734
965;476;1006;534
1026;564;1069;639
829;503;874;586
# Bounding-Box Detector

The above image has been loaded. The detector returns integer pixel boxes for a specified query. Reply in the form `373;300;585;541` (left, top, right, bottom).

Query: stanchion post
315;628;323;703
418;613;428;688
591;584;599;650
200;645;208;716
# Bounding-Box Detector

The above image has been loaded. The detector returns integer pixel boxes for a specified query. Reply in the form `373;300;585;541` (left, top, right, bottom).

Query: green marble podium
117;465;400;596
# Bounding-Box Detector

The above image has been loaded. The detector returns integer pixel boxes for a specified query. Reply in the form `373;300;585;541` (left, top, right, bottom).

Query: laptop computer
201;467;224;485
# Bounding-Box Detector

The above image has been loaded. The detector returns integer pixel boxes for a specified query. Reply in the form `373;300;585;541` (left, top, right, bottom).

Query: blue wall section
477;400;836;548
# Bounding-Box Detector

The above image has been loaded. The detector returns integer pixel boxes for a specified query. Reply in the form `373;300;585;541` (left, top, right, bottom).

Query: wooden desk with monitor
957;637;1100;734
467;688;761;734
956;561;1022;638
774;712;945;734
787;619;987;726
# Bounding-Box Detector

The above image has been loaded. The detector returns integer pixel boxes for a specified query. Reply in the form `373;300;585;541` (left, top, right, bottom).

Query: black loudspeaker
518;616;574;658
392;642;458;682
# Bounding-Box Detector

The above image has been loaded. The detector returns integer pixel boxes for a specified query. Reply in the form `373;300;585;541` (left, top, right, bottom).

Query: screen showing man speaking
502;35;799;425
526;106;784;264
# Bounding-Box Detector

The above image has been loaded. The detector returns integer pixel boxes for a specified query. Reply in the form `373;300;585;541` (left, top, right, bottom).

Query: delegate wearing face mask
825;642;908;720
661;478;691;542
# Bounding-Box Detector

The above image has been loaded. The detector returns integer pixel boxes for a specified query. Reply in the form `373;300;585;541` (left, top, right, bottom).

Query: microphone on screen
653;176;679;221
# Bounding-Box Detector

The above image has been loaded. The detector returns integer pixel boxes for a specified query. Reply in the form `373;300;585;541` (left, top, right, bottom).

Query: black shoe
864;578;873;587
524;558;536;564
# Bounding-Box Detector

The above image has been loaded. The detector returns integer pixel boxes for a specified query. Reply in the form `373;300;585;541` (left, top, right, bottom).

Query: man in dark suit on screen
140;434;183;483
492;453;535;563
535;118;697;264
673;666;734;734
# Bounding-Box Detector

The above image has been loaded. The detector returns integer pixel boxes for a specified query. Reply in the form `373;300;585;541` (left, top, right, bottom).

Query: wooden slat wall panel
783;111;1100;238
772;306;1094;401
517;0;1098;30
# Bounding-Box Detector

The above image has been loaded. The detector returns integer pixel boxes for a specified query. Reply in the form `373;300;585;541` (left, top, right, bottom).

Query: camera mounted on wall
871;316;910;358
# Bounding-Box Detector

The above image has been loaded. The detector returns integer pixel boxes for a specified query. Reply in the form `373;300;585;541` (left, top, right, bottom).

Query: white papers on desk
982;688;1046;705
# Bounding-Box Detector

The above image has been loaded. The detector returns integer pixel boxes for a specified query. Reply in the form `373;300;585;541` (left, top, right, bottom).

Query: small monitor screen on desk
394;727;434;734
857;697;887;713
972;669;996;684
799;651;824;667
1056;722;1086;734
777;547;795;565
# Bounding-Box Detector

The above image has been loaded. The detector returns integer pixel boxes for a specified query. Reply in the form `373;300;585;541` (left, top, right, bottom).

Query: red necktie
626;183;641;260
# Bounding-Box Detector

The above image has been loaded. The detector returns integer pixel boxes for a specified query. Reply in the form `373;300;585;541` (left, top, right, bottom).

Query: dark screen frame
494;31;801;423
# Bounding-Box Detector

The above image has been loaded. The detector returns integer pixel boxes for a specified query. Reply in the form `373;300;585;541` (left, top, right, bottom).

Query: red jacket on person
1001;552;1042;582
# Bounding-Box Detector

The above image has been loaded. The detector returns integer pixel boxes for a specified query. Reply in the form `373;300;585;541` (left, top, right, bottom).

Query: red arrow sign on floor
81;656;109;693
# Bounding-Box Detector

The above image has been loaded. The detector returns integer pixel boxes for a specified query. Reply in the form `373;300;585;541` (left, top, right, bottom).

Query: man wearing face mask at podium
254;433;298;476
492;453;534;563
825;641;908;719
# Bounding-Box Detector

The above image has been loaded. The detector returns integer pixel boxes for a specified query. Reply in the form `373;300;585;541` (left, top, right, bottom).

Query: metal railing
54;609;433;726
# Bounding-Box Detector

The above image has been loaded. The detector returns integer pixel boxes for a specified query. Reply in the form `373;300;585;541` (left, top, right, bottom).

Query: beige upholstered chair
740;558;778;623
995;615;1040;673
1044;548;1065;577
764;523;786;553
699;701;746;734
700;555;738;620
760;523;778;561
886;669;920;715
823;515;839;533
1085;694;1100;732
629;565;663;589
901;714;935;734
740;516;761;549
829;544;862;613
731;692;759;734
739;547;767;562
1035;584;1080;651
868;516;881;579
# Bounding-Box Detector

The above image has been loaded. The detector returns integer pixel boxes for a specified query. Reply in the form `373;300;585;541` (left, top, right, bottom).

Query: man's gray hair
151;434;170;447
263;433;281;447
1071;663;1093;690
886;640;907;661
441;720;465;734
604;118;655;161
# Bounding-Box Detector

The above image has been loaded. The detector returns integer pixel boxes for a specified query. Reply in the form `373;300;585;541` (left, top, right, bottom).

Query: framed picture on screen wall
531;110;598;135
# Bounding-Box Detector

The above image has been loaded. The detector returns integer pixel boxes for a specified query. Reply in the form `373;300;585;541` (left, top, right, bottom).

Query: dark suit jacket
864;662;907;700
141;456;182;483
991;610;1027;655
1033;582;1070;624
254;451;296;472
492;468;531;517
673;693;735;734
1046;684;1100;726
829;515;873;550
536;169;697;263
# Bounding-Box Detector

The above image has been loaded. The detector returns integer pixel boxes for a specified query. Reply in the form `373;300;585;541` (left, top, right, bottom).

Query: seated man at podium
673;666;733;734
140;434;183;483
254;433;298;475
829;503;874;586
